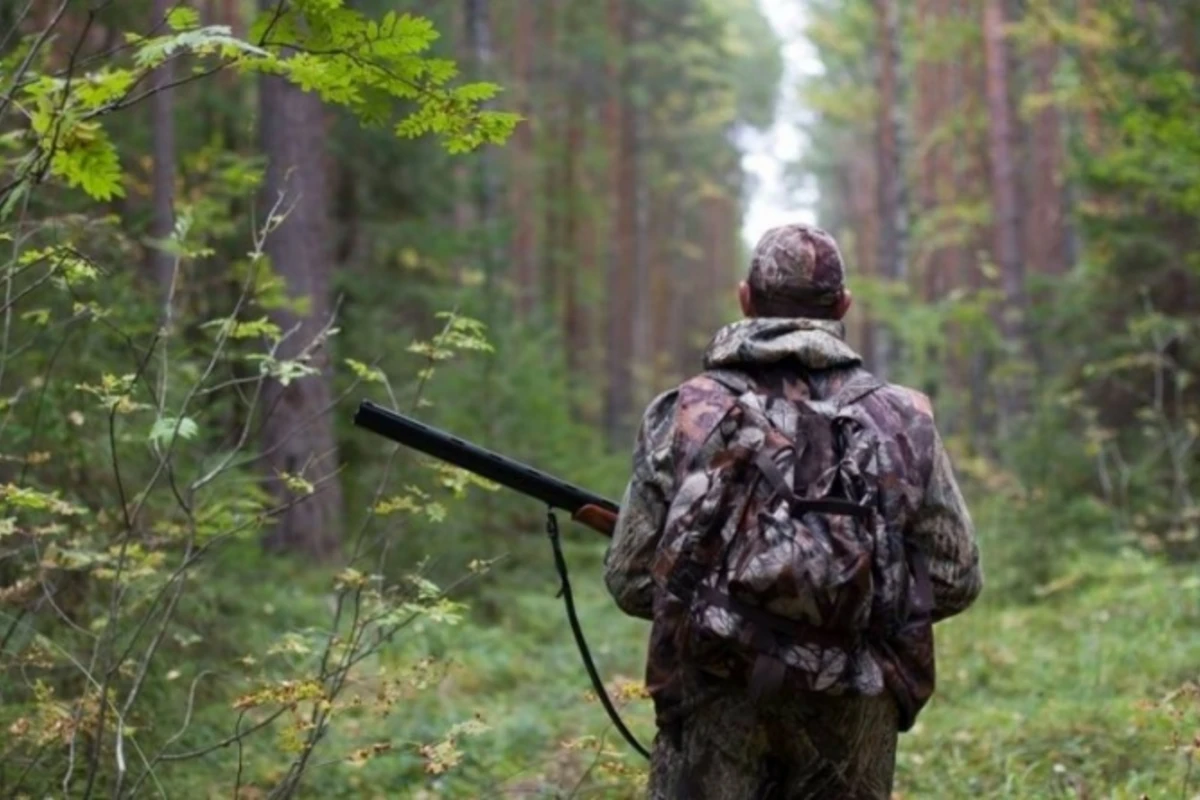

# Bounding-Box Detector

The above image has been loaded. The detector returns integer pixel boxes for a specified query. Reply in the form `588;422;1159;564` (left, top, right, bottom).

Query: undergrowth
68;495;1200;799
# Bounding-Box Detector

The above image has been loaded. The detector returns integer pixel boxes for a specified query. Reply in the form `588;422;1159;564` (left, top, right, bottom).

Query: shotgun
353;400;651;759
352;400;621;536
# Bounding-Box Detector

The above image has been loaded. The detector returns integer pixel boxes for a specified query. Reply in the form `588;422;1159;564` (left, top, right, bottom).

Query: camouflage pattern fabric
645;363;927;720
604;317;982;798
747;225;848;316
649;686;898;800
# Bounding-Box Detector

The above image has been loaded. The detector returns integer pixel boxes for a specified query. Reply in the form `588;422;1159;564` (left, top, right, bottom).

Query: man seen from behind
604;223;983;799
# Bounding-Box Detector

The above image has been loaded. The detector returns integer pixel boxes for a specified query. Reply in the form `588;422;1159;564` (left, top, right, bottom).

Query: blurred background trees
801;0;1200;583
0;0;780;795
3;0;1200;796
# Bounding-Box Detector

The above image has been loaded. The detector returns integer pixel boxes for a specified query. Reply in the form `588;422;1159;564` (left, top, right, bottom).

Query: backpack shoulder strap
700;368;755;397
831;370;886;411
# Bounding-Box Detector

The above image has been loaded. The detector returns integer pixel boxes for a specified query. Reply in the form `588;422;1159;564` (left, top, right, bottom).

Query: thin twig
0;0;36;54
156;707;288;762
233;710;248;799
0;0;71;122
79;330;162;800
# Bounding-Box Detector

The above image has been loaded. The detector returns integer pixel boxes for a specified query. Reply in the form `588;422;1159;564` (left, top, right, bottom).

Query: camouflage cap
747;224;846;316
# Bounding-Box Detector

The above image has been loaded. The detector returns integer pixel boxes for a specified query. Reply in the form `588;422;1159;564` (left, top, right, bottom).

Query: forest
1;0;1199;797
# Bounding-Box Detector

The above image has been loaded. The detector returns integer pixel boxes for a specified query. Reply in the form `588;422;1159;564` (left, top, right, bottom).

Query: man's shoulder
634;372;743;452
833;364;931;417
647;372;741;415
873;381;935;421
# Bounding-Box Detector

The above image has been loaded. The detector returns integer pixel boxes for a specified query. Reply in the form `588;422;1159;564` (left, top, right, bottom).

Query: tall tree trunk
674;191;704;370
914;0;950;401
603;0;637;444
540;0;562;332
575;105;604;424
874;0;908;381
1075;0;1105;154
915;0;939;303
849;142;879;371
560;0;589;381
665;178;689;384
464;0;503;549
647;152;673;381
706;191;736;331
954;0;993;446
930;0;954;306
465;0;499;298
1179;0;1199;73
452;0;475;281
149;0;176;313
561;87;586;376
982;0;1028;420
508;0;537;317
1025;41;1068;277
258;54;343;561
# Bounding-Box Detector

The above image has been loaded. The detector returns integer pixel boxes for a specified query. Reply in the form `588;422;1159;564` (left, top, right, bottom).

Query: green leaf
166;6;201;31
149;416;199;446
345;358;385;383
48;127;125;201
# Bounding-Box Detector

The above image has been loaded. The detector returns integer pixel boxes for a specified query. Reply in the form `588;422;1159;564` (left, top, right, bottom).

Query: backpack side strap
753;450;872;520
831;371;886;410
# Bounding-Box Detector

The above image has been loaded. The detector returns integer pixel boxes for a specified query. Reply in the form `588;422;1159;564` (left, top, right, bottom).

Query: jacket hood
702;317;863;371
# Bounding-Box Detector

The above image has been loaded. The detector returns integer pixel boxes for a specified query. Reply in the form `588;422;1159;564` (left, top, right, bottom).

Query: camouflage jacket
604;318;982;734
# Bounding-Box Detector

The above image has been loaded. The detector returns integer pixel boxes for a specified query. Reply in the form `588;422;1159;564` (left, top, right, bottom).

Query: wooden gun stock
571;504;619;537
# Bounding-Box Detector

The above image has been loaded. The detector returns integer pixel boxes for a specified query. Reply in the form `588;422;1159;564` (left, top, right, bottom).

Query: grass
897;551;1200;798
75;508;1200;799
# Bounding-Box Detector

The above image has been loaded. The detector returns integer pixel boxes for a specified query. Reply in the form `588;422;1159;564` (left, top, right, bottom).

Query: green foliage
6;0;1197;795
851;275;1003;400
802;0;1200;583
49;484;1194;798
246;4;518;152
899;546;1200;798
1;0;517;212
0;2;524;795
0;232;502;793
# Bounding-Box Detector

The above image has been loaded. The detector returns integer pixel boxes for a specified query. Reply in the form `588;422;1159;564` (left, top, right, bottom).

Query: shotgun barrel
352;400;621;533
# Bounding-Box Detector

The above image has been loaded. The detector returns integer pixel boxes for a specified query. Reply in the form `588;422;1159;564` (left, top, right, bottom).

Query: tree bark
954;0;994;446
915;0;939;303
873;0;908;381
603;0;637;444
561;0;589;381
1075;0;1104;154
849;143;879;371
452;0;475;280
540;0;562;331
665;177;690;384
706;190;736;331
464;0;499;295
1025;40;1068;276
982;0;1028;418
258;47;343;561
508;0;537;317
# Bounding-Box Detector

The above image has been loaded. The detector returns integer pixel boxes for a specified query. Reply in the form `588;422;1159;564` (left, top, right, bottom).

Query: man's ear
738;281;754;317
836;289;853;320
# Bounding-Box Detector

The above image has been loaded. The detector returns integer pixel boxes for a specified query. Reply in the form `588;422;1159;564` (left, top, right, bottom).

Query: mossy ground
153;511;1200;799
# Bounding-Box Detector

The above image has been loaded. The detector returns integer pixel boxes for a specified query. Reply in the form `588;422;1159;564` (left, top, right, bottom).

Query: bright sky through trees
741;0;819;244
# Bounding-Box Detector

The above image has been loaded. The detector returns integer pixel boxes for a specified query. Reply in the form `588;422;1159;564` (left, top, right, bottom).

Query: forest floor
176;508;1200;799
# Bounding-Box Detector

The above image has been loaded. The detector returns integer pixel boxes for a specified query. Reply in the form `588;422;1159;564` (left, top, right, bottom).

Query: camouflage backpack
650;368;933;704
